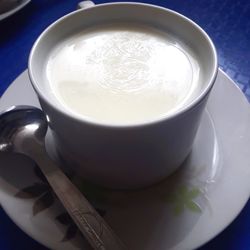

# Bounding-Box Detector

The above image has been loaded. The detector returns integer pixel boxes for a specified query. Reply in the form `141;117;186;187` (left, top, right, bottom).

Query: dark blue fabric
0;0;249;249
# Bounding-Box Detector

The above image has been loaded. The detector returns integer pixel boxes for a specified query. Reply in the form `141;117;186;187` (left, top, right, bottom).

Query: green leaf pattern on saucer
163;186;202;215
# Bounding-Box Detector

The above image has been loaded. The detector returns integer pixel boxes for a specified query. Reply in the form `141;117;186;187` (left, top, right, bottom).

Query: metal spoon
0;105;126;250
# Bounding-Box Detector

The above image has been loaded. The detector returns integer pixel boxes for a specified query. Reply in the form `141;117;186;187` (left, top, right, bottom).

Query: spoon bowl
0;106;47;153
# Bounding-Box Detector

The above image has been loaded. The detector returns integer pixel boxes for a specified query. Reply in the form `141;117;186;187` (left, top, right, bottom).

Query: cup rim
28;2;218;129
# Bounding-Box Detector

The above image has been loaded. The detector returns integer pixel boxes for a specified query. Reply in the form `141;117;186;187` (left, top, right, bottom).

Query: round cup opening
29;2;218;128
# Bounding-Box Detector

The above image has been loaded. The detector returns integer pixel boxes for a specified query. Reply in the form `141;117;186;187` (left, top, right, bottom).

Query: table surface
0;0;249;249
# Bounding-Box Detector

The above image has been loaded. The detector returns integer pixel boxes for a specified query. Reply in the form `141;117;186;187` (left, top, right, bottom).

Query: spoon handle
34;149;127;250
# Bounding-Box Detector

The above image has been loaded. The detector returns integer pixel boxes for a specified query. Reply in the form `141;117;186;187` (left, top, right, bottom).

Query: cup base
45;128;187;189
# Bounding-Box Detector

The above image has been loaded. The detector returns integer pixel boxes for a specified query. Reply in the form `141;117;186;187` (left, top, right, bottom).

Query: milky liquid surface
46;24;200;124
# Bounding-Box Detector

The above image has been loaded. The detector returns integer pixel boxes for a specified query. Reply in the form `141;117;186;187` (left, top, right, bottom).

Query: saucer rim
0;0;31;21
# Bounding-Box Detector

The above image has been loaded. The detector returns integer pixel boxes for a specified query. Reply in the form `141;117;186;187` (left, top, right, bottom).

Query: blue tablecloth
0;0;249;249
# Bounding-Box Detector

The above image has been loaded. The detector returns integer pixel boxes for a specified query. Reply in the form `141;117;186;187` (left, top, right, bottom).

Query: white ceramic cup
28;1;217;189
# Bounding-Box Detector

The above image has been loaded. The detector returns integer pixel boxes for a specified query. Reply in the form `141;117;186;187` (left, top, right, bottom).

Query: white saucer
0;0;31;21
0;69;250;250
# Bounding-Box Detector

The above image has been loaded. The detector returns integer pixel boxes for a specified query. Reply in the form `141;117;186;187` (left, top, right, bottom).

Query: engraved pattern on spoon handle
34;149;127;250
